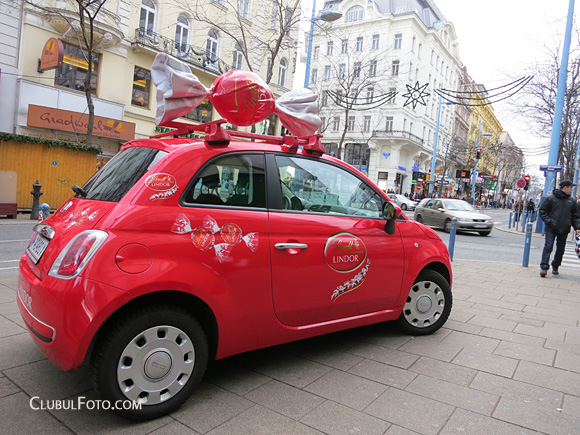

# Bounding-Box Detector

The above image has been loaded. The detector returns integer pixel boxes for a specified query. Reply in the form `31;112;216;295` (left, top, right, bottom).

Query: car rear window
82;147;168;202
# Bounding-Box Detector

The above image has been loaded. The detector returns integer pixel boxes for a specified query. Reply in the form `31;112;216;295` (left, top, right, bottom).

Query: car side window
424;199;434;209
275;155;383;218
184;154;266;208
434;200;442;209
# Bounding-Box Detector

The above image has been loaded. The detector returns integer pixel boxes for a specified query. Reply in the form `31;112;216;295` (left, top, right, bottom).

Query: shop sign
27;105;136;141
39;38;64;71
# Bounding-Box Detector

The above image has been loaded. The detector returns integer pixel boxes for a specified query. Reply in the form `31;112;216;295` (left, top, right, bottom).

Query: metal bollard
448;217;457;261
30;180;43;220
508;212;513;229
522;221;533;267
521;211;528;233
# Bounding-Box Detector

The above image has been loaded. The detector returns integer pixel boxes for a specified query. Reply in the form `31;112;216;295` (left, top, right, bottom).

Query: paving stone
554;350;580;373
494;341;556;366
0;392;71;434
347;342;419;369
254;355;332;388
0;313;25;337
469;372;563;409
514;360;580;396
172;383;254;433
245;380;325;419
300;400;391;435
513;323;567;341
298;346;364;371
441;319;483;334
384;425;422;434
0;300;20;316
148;421;200;435
467;315;517;332
206;404;323;435
452;349;518;378
544;339;580;355
0;332;46;371
408;356;477;387
364;388;455;435
304;369;386;411
498;313;545;327
478;328;546;347
348;359;417;389
522;307;579;325
493;396;580;434
501;294;541;306
405;374;498;415
447;307;475;322
565;327;580;344
0;286;16;304
522;311;578;326
397;335;463;362
205;360;270;396
442;330;500;352
439;408;542;435
562;394;580;417
0;375;20;398
466;295;525;311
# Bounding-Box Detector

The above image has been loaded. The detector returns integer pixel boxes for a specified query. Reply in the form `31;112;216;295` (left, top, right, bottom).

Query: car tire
401;203;407;210
395;269;452;336
416;215;423;223
478;230;491;236
91;305;208;420
444;219;452;233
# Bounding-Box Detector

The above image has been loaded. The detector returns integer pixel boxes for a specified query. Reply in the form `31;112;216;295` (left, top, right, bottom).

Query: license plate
473;224;487;229
27;233;49;264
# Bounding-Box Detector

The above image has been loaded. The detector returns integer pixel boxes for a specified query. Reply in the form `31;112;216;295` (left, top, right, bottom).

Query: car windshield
443;200;476;211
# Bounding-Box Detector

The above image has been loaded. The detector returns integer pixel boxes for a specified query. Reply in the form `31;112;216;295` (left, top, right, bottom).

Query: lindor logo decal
324;233;367;273
145;173;176;191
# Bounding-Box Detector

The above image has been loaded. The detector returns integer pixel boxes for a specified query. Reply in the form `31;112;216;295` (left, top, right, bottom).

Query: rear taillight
49;230;108;279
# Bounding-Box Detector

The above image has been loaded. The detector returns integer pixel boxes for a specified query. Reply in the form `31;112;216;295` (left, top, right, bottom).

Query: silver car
414;198;494;236
387;194;417;211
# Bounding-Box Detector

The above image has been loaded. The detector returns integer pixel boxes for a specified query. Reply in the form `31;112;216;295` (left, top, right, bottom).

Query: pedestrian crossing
560;243;580;271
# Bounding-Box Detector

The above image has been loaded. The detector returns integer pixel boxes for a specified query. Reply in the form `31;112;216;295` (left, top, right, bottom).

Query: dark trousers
541;231;568;269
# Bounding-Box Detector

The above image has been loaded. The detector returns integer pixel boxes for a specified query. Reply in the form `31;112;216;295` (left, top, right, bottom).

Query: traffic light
476;148;482;159
524;175;531;190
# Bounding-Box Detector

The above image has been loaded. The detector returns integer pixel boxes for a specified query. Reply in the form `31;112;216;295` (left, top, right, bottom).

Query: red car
18;121;452;419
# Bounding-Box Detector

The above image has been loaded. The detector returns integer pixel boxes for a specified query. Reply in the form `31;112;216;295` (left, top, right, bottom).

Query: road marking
0;239;30;243
0;266;19;271
0;260;20;264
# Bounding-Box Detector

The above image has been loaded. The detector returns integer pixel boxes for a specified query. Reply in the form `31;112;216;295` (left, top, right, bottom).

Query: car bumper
17;255;133;371
456;222;493;231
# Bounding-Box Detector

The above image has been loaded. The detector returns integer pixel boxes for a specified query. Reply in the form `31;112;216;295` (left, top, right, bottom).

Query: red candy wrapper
191;227;215;250
221;223;243;245
202;215;221;234
243;232;259;253
171;214;192;234
214;243;234;263
151;53;321;136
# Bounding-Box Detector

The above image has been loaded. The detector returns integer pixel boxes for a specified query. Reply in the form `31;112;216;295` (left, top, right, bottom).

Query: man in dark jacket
539;180;580;276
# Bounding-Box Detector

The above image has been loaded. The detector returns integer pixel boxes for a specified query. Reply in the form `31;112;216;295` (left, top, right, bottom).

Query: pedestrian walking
538;180;580;277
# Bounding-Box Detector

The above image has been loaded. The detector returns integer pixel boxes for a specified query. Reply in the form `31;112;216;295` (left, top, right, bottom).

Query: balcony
372;130;424;147
132;29;232;76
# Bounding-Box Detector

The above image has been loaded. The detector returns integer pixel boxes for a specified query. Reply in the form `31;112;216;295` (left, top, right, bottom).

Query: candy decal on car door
63;207;98;229
171;214;258;262
324;233;367;273
331;259;371;301
145;173;178;201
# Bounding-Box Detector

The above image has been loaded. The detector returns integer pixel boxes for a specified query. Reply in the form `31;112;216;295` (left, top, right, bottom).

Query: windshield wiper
72;185;88;198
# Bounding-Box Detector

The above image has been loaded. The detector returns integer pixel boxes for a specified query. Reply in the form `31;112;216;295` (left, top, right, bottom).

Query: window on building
184;98;214;123
332;116;340;131
345;6;364;22
206;30;219;68
239;0;250;19
327;41;334;55
131;66;151;107
341;39;348;53
175;14;189;54
409;62;413;80
394;33;402;49
386;116;393;132
412;36;416;52
321;90;328;106
278;58;288;87
314;46;319;60
372;34;379;50
324;65;331;80
418;43;422;58
347;116;355;131
54;43;100;93
388;87;396;104
366;86;374;103
354;62;361;78
232;43;245;69
270;1;277;29
344;143;370;173
392;60;399;76
139;0;156;36
356;37;363;51
265;57;272;80
339;63;345;78
363;116;371;132
311;68;317;84
369;60;377;77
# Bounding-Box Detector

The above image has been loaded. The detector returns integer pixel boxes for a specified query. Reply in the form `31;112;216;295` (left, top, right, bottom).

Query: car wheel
91;305;208;420
395;269;452;336
401;203;407;210
478;230;491;236
444;219;452;233
416;215;423;223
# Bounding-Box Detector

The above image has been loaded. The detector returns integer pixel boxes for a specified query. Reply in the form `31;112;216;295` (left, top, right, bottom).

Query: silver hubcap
117;326;195;405
403;280;445;328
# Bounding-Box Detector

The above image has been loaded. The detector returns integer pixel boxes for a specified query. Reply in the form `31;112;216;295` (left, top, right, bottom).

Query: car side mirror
383;202;401;235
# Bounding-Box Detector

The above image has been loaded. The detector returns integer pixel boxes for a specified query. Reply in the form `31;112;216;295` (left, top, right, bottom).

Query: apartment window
372;34;379;50
184;98;213;123
233;43;244;69
363;116;371;132
324;65;331;80
239;0;250;19
321;90;328;106
270;1;277;29
339;63;345;78
394;33;402;49
206;30;219;62
311;68;318;84
175;15;189;53
54;43;100;93
392;60;399;76
356;37;363;51
278;58;287;87
418;43;422;58
345;6;364;22
409;62;413;80
369;60;377;77
386;116;393;132
314;46;319;60
354;62;361;78
347;116;355;132
327;41;334;55
139;0;156;36
341;39;348;54
332;116;340;131
132;66;151;107
387;87;396;104
265;58;272;80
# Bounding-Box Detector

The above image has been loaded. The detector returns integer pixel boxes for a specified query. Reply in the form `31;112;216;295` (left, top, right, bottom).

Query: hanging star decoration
402;81;430;109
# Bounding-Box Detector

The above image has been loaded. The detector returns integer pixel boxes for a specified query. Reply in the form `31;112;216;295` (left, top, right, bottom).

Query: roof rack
149;119;326;156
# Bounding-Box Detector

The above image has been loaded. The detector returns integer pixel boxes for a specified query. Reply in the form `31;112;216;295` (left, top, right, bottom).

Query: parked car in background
414;198;494;236
387;194;418;211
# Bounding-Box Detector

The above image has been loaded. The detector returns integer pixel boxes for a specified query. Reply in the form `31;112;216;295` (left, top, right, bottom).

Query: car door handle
275;243;308;250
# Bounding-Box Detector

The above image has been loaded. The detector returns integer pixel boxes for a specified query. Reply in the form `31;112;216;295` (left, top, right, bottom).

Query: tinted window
184;154;266;208
82;147;167;202
275;155;383;218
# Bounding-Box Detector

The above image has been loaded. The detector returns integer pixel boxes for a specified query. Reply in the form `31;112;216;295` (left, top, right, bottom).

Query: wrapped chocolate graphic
214;243;234;263
191;227;215;251
151;53;321;136
202;215;221;234
171;214;192;234
242;232;259;253
221;223;243;245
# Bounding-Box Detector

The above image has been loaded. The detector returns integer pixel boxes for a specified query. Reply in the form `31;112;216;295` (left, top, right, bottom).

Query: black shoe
540;267;548;277
552;267;559;275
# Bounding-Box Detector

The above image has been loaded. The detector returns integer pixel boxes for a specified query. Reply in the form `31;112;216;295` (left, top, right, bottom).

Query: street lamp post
494;152;512;207
428;84;454;197
470;121;492;205
303;2;342;88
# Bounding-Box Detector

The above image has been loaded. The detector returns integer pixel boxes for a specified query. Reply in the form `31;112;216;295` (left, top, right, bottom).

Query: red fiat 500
18;122;452;419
